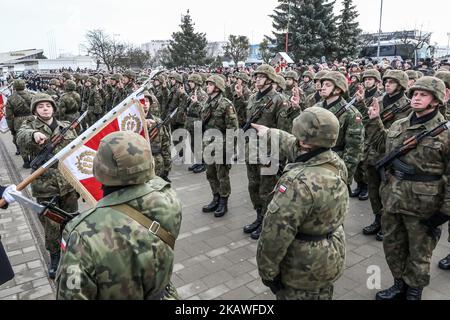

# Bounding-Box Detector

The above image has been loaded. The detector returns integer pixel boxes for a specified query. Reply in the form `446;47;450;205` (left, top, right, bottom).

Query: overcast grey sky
2;0;449;57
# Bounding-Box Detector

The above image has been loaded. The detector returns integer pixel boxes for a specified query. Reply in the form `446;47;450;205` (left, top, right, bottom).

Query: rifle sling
111;204;175;250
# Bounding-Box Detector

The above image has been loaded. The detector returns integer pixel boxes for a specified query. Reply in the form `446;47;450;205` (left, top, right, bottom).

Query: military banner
0;94;9;133
58;99;149;206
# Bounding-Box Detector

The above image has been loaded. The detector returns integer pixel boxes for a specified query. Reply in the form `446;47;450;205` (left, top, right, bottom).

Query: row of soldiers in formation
2;61;450;300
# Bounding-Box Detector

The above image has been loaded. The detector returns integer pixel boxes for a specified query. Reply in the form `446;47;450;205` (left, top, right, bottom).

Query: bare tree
83;30;127;72
259;38;273;63
398;30;432;63
224;35;250;65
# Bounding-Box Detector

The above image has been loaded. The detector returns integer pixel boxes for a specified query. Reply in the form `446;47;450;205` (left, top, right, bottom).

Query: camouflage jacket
58;91;81;122
5;90;34;132
246;88;286;128
305;91;322;110
185;88;208;131
233;85;252;128
82;87;103;115
300;81;316;97
56;178;182;300
366;109;450;218
277;92;302;134
45;88;60;98
314;97;365;184
16;117;77;198
149;116;172;175
257;146;348;290
168;87;187;126
152;86;169;118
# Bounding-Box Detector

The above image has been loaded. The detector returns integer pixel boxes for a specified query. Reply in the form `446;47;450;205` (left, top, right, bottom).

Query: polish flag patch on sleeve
60;238;67;251
278;184;287;194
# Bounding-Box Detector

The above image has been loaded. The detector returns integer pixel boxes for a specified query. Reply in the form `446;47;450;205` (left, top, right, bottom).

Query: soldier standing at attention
17;94;78;279
56;131;182;300
367;77;450;300
58;80;81;122
256;107;348;300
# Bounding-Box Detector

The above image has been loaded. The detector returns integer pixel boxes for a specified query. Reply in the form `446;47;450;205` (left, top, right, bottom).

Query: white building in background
141;40;228;59
0;49;97;73
141;40;170;56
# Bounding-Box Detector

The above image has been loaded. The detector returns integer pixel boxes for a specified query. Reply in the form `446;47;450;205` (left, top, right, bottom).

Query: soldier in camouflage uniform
276;75;302;134
233;72;252;128
201;75;238;218
184;74;208;173
17;94;78;279
435;71;450;270
314;71;364;191
45;79;61;99
167;72;188;157
243;65;287;240
305;70;328;109
257;107;348;300
56;131;182;300
81;77;104;128
406;70;418;89
362;70;411;242
5;79;34;167
283;70;299;101
58;80;81;122
121;69;137;100
142;91;172;182
151;74;169;118
104;74;122;112
350;69;383;201
367;77;450;300
300;70;316;97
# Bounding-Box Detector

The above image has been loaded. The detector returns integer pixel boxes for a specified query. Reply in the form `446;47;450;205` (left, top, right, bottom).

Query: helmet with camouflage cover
81;74;89;81
49;79;60;86
292;107;339;148
93;131;155;186
284;70;299;81
314;70;329;82
206;75;226;93
188;74;203;86
435;71;450;89
200;72;209;84
320;71;349;94
362;69;381;82
73;73;82;81
406;70;418;81
338;66;347;74
416;71;424;79
169;72;183;84
407;76;446;105
275;75;286;91
110;73;122;82
236;72;250;83
64;80;77;91
30;93;57;114
302;71;315;81
87;76;98;86
383;70;408;90
62;72;72;80
13;79;26;91
123;69;136;81
254;64;278;82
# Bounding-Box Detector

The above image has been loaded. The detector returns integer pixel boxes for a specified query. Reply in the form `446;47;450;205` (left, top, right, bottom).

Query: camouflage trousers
276;285;334;300
246;164;277;215
353;161;367;185
366;164;383;216
162;281;180;300
206;164;231;198
154;154;165;177
382;212;440;288
37;191;79;254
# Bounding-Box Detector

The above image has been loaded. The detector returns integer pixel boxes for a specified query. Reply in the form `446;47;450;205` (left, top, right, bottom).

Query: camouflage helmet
302;71;315;81
406;70;418;81
64;80;77;91
338;66;347;74
275;75;286;91
254;64;278;82
407;76;446;105
284;70;299;81
31;93;57;114
320;71;349;94
188;74;203;86
87;76;98;86
362;69;381;82
93;131;155;187
13;79;26;91
236;72;250;83
314;70;329;82
292;107;339;148
383;70;408;90
110;73;122;82
123;69;136;81
435;71;450;89
73;73;82;81
416;71;424;79
49;79;60;86
81;74;89;81
62;72;72;80
206;75;226;93
169;72;183;84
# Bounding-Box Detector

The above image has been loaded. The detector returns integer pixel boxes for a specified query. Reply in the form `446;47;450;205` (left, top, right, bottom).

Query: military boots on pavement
48;252;60;280
350;183;368;201
214;197;228;218
406;287;423;300
203;194;220;213
376;278;407;300
244;209;263;234
439;254;450;270
363;214;382;235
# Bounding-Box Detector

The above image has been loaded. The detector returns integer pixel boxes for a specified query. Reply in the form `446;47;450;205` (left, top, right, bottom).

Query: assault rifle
30;111;88;170
375;120;450;181
381;104;411;123
149;108;178;142
334;97;358;118
242;99;274;132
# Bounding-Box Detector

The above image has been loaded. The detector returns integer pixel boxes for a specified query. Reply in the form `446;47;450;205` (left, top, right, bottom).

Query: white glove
2;185;21;204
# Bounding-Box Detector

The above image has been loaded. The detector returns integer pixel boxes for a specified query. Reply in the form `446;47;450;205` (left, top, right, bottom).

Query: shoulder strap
111;204;175;250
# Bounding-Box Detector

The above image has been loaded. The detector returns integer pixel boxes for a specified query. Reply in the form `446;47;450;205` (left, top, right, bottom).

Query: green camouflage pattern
4;90;34;149
58;91;81;122
149;116;172;177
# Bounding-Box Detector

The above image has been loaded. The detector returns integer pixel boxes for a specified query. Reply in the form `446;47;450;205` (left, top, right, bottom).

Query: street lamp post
377;0;384;59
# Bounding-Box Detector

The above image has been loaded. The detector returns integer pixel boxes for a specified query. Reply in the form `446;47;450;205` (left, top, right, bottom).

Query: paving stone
246;279;269;295
221;286;255;300
201;270;234;288
225;273;255;290
177;280;208;299
198;284;230;300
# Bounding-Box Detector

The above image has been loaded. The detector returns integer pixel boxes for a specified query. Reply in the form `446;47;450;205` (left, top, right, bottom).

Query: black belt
296;231;334;242
390;169;441;182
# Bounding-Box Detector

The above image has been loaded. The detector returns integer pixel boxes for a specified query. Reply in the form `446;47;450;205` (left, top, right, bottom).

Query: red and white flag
0;94;9;133
58;99;149;206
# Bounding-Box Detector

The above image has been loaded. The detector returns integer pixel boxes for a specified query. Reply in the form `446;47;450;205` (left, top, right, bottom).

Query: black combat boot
188;164;199;171
363;215;382;235
23;161;31;169
193;164;206;174
48;252;60;280
406;287;423;300
350;183;363;198
202;193;220;213
15;149;20;156
375;230;384;242
438;254;450;270
250;223;263;240
214;197;228;218
376;278;407;300
358;183;369;201
243;209;263;234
